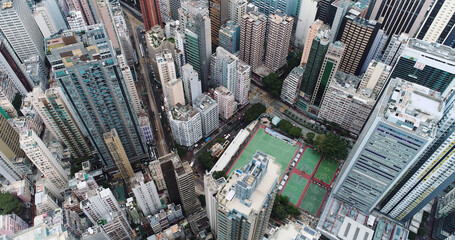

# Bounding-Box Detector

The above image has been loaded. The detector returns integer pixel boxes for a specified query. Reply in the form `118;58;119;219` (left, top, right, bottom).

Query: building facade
239;11;267;71
131;172;162;216
281;66;305;105
264;11;293;72
181;64;202;105
193;93;219;137
214;86;236;120
219;20;240;54
169;104;202;147
211;46;238;91
235;60;251;106
104;128;135;181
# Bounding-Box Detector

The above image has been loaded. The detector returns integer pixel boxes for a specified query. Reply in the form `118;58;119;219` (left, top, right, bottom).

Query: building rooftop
170;104;199;121
243;11;267;24
218;151;280;216
381;78;443;138
193;94;217;111
268;11;293;25
407;38;455;62
331;72;376;105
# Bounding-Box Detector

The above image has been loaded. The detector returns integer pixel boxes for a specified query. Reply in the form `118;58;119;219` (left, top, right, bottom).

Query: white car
278;185;283;191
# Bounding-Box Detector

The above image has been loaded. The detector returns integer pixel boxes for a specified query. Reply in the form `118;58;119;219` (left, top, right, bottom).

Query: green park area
314;157;339;184
297;148;321;174
280;174;308;205
299;183;327;216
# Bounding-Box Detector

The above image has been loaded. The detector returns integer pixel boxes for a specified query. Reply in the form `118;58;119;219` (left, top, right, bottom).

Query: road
122;7;170;157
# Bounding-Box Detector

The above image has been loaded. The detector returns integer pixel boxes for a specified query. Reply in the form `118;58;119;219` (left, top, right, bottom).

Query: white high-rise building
193;93;219;137
211;47;238;91
228;0;247;25
381;33;408;67
67;11;86;30
235;60;251;106
130;172;162;216
156;50;177;86
214;86;236;120
182;64;202;105
280;66;304;105
0;151;22;183
20;130;68;198
80;187;121;224
0;0;45;62
118;55;142;115
158;0;171;23
358;61;391;100
169;104;203;147
204;172;225;238
294;0;318;49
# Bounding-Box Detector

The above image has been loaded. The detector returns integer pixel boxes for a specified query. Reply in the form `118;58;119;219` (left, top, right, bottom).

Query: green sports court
280;174;308;205
297;147;321;174
299;183;327;216
314;157;339;184
228;127;299;177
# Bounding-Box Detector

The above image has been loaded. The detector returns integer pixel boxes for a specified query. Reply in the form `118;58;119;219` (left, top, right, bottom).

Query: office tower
377;89;455;222
217;151;280;240
29;87;91;159
358;61;391;99
67;11;86;30
301;20;324;65
174;160;199;215
299;27;331;103
294;0;318;49
252;0;294;16
81;187;121;224
193;93;219;137
337;11;381;75
92;0;119;50
360;29;387;73
181;64;202;105
439;188;455;216
118;55;142;115
228;0;247;25
209;0;229;47
204;172;225;237
20;130;68;198
0;0;45;63
333;78;441;213
235;60;251;106
0;214;28;236
104;128;135;181
164;78;185;108
368;0;432;37
318;73;375;135
46;26;147;167
159;152;181;204
157;0;170;23
309;41;345;109
416;0;455;47
34;2;67;37
130;172;162;216
169;104;202;147
139;0;161;31
138;114;153;143
184;8;212;92
281;66;305;105
155;49;177;86
382;33;408;67
264;11;293;72
219;20;240;53
65;0;96;25
239;11;267;71
390;38;455;97
211;46;238;91
316;0;335;23
169;0;180;20
329;0;350;43
214;86;236;120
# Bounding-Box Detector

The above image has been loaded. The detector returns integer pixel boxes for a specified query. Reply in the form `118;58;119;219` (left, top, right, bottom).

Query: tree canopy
305;132;315;144
244;103;266;122
271;195;301;221
277;120;302;138
212;171;226;180
263;73;283;97
198;151;214;170
0;192;22;215
313;133;348;159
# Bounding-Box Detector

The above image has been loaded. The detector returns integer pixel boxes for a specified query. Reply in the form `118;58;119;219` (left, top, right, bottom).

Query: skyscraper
264;11;293;72
155;49;177;86
239;11;267;71
46;26;147;167
181;64;201;105
104;128;135;181
281;66;305;105
92;0;119;50
169;0;180;20
157;0;171;23
416;0;455;47
0;113;25;182
337;11;381;75
80;187;121;224
214;86;236;120
333;78;441;213
159;152;181;204
193;93;219;137
139;0;161;31
219;20;240;54
169;104;202;147
358;61;391;100
235;60;251;106
209;0;229;47
252;0;296;16
130;172;162;216
228;0;247;25
381;33;408;67
294;0;318;48
164;78;185;108
118;55;142;115
360;29;387;73
204;172;225;238
174;160;199;215
390;38;455;97
65;0;96;25
29;87;91;159
216;151;280;240
211;46;238;91
300;20;324;65
33;1;67;38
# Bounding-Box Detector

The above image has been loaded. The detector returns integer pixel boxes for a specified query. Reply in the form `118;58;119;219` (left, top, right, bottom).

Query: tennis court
314;157;339;184
297;147;321;174
281;174;308;205
299;183;327;216
228;127;299;177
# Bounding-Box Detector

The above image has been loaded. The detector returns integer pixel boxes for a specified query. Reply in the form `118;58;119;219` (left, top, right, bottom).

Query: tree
305;132;315;144
244;103;266;122
198;151;214;170
272;205;287;220
0;192;22;215
313;134;326;150
313;134;348;159
212;171;226;180
263;73;283;97
277;120;302;138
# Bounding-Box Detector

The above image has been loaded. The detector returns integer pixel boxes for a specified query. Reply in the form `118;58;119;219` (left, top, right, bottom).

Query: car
291;162;296;167
278;185;283;191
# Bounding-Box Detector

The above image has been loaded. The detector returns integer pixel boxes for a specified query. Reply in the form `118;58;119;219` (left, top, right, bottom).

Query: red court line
295;176;311;207
316;187;330;217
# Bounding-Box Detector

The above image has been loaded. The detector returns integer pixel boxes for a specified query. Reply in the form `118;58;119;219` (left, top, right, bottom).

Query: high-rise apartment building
174;160;199;215
80;187;121;224
416;0;455;47
239;11;267;71
390;38;455;97
68;170;99;201
337;10;381;75
104;128;135;181
360;29;387;73
99;211;135;240
130;172;162;216
209;0;229;47
219;20;240;54
20;130;68;198
46;26;147;167
159;152;181;204
264;11;293;72
294;0;318;49
164;78;185;108
169;0;180;20
381;33;408;67
228;0;247;25
300;20;324;65
181;64;202;105
65;0;96;25
169;104;202;147
118;55;142;115
155;49;177;86
157;0;170;23
0;113;24;161
149;159;166;190
92;0;119;50
204;172;225;238
358;61;391;100
0;0;45;63
139;0;161;31
281;66;305;105
329;0;350;44
211;47;238;91
235;60;251;106
34;2;67;38
333;78;441;213
368;0;432;37
0;151;22;183
193;93;219;137
214;86;236;120
29;87;91;159
216;151;280;240
315;0;335;23
439;188;455;216
0;214;28;236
